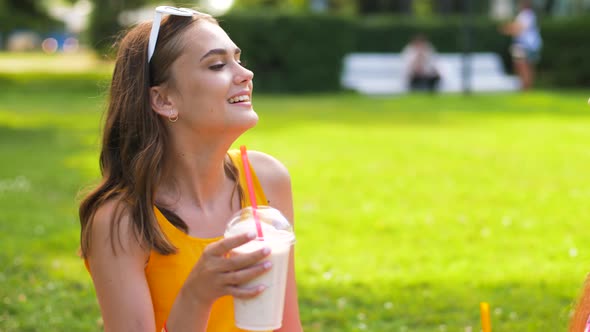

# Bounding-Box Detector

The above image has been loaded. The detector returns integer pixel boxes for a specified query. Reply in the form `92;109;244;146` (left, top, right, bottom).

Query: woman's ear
149;86;175;118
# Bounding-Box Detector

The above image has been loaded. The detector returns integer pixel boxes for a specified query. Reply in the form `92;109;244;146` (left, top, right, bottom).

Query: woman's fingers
223;260;272;285
205;232;256;257
227;284;267;299
192;234;274;300
204;234;271;273
226;246;271;271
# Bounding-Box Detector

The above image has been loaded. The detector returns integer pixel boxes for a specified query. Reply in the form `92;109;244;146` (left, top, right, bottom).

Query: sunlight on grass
0;110;99;130
63;152;100;179
0;51;113;74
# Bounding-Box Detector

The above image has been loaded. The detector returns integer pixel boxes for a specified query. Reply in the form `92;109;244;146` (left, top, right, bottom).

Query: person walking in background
500;0;542;91
78;6;302;332
401;34;441;93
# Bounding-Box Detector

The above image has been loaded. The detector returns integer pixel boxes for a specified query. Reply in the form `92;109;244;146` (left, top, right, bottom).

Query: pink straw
240;145;264;240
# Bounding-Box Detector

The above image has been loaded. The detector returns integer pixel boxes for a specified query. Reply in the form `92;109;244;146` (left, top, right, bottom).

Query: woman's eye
209;63;225;70
237;59;247;67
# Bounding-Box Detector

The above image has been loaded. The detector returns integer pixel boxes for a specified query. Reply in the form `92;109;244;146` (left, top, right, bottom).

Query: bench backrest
341;52;519;94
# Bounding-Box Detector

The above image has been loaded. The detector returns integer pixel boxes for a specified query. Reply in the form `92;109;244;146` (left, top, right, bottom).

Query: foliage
220;12;590;92
357;0;492;15
0;0;63;37
83;1;590;90
87;0;150;55
351;15;513;76
536;16;590;86
220;12;356;92
231;0;308;12
221;13;480;93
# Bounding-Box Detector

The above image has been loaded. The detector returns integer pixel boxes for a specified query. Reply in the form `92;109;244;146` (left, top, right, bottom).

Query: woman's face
167;21;257;136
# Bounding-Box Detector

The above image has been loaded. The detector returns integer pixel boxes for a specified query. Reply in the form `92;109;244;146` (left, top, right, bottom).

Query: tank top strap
227;149;268;208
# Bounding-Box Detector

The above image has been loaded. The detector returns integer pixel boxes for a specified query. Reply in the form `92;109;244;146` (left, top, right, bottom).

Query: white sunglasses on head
148;6;207;63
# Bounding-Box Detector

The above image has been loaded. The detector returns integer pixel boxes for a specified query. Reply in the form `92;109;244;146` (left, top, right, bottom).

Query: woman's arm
86;200;157;332
88;200;271;332
500;21;524;36
250;151;303;332
500;11;530;37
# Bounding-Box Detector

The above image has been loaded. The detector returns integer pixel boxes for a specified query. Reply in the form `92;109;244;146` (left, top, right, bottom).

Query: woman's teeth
228;95;250;104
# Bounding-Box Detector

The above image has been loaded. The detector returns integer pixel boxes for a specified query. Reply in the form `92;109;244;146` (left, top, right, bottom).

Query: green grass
0;51;113;75
1;58;590;331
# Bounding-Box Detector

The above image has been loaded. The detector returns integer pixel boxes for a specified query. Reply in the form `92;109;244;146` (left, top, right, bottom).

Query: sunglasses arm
148;12;163;63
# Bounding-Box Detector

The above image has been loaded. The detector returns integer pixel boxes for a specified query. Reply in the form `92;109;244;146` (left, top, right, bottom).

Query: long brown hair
79;12;240;257
570;273;590;331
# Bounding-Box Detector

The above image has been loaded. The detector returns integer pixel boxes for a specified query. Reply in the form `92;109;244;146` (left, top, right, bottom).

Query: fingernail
262;247;271;255
247;232;256;239
263;261;272;269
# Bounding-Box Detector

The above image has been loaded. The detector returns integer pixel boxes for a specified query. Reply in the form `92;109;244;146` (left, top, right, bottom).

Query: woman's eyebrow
200;48;242;62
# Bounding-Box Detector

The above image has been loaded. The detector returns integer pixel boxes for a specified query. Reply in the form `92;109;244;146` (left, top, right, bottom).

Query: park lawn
1;71;590;331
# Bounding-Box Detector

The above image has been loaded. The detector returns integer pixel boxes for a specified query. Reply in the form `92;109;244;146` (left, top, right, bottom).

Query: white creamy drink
224;207;295;331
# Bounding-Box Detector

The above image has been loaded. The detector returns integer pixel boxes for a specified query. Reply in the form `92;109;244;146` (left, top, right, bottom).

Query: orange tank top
88;149;269;332
148;149;269;332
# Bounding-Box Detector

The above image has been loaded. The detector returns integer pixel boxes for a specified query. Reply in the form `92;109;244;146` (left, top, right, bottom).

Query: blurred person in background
401;33;441;93
500;0;542;91
78;6;302;332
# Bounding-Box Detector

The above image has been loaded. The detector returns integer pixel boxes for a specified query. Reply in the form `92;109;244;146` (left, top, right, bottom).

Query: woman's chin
228;111;258;133
243;109;259;128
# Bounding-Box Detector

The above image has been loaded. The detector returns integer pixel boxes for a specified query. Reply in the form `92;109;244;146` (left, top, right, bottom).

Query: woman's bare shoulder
247;150;294;222
89;197;149;259
247;150;291;189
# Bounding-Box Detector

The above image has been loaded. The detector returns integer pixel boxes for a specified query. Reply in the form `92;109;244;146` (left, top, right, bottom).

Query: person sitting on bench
401;34;441;93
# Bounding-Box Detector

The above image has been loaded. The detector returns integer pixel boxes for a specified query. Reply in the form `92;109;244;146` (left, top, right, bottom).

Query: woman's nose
234;64;254;85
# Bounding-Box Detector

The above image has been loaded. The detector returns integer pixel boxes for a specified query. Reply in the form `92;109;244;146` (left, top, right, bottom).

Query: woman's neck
157;136;233;210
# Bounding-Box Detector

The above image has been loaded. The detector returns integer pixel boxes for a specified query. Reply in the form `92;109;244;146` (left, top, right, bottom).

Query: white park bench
340;52;521;95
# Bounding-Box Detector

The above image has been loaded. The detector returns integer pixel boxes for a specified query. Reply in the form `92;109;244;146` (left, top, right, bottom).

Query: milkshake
224;206;295;331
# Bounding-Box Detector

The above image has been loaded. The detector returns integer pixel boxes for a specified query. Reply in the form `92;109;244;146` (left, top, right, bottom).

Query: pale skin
87;20;302;332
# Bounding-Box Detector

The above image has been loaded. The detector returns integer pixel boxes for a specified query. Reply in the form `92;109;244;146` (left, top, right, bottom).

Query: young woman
79;6;302;332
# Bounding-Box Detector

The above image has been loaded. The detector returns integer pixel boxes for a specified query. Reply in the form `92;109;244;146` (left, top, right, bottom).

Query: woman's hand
184;231;272;306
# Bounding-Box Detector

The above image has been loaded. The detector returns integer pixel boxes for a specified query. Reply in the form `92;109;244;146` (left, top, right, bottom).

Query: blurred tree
232;0;356;13
230;0;580;16
356;0;492;15
326;0;357;14
232;0;308;11
6;0;48;16
357;0;412;14
435;0;468;13
543;0;555;13
87;0;148;54
0;0;63;39
413;0;433;17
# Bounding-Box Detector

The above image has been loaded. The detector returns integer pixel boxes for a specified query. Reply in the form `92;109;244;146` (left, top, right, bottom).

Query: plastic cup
224;206;295;331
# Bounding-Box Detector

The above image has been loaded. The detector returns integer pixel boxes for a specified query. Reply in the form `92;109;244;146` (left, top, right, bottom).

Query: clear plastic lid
224;206;295;244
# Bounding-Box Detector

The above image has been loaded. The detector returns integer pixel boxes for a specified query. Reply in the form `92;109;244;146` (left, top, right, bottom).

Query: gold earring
168;110;178;123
